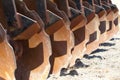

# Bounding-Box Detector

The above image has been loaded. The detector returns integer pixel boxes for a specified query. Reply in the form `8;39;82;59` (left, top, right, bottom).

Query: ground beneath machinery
47;31;120;80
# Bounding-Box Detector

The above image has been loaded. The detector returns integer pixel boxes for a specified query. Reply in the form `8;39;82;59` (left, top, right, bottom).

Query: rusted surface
1;0;40;40
0;0;52;80
21;0;74;75
47;0;70;24
101;0;116;40
15;34;52;80
0;24;16;80
0;0;119;79
107;0;119;34
74;0;100;54
88;0;108;43
49;0;75;73
14;1;52;80
53;0;88;67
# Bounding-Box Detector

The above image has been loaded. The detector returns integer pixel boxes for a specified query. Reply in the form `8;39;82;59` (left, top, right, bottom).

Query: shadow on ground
100;42;115;47
91;49;108;54
110;38;120;41
83;54;103;60
60;59;89;77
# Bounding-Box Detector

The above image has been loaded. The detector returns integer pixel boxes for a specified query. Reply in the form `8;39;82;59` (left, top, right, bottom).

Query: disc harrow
0;0;119;80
